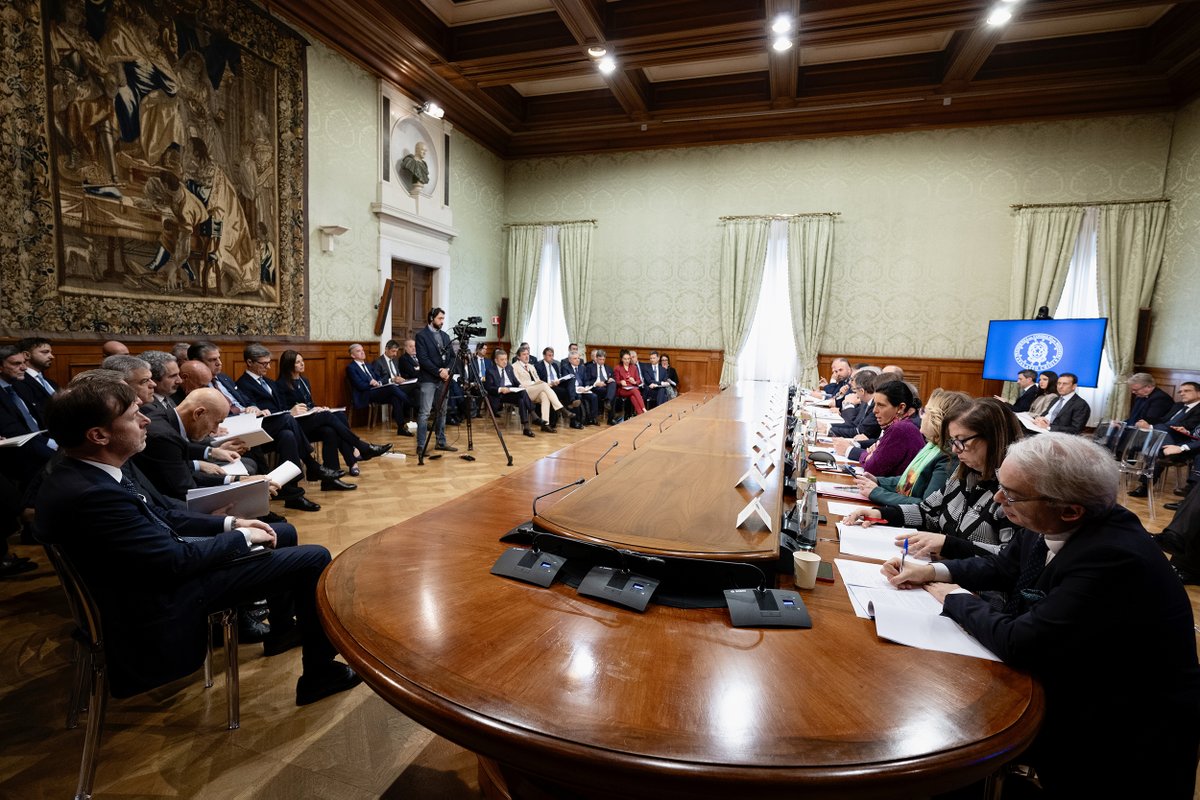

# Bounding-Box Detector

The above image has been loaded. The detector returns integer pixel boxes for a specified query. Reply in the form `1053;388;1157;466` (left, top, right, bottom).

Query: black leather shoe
532;416;545;426
0;558;36;578
571;421;583;429
1165;501;1182;511
321;478;357;491
397;428;414;437
1127;485;1148;498
307;464;343;482
296;662;363;706
359;442;392;460
434;443;458;452
284;495;321;512
262;626;304;657
523;428;535;437
258;512;288;524
541;423;557;433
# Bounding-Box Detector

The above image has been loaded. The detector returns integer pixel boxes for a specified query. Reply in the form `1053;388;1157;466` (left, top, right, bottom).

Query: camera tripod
418;337;513;467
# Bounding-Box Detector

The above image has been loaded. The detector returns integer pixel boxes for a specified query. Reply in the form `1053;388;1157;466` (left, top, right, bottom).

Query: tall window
521;226;570;356
1053;207;1115;425
737;220;798;382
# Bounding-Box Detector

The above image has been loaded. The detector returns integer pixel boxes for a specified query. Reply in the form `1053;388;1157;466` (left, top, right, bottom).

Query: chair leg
1147;478;1157;522
75;662;107;800
204;621;215;689
67;641;87;729
222;609;240;730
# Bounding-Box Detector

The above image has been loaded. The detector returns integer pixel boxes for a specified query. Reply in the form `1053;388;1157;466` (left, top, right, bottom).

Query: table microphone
594;441;619;474
723;562;811;628
632;422;653;450
658;413;673;432
532;477;586;517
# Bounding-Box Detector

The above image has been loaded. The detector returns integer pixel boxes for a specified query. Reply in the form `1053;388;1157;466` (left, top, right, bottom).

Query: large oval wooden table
317;384;1044;799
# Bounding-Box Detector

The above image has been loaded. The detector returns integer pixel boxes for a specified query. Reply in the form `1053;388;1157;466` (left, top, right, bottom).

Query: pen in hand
901;538;908;572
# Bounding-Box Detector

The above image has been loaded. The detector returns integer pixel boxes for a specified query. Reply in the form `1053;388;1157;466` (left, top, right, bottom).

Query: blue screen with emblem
982;318;1108;387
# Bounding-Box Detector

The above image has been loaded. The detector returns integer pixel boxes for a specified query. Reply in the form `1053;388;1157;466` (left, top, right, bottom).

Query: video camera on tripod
453;316;487;340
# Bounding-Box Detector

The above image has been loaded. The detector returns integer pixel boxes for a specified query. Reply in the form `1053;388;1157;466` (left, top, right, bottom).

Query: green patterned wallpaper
503;115;1174;358
307;41;381;340
1151;98;1200;370
449;136;506;324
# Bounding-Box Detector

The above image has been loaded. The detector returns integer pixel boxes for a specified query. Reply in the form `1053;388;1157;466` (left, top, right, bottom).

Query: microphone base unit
724;588;812;628
577;566;659;612
491;547;568;587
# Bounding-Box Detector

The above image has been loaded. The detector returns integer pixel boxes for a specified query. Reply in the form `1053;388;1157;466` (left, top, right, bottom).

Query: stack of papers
1015;412;1045;433
0;431;45;448
815;481;867;500
834;559;1000;661
826;500;876;517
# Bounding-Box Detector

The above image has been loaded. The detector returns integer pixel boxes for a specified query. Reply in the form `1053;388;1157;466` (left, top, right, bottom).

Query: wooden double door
391;260;435;342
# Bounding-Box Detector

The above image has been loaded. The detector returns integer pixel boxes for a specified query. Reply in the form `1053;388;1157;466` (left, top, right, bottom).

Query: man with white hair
882;433;1200;797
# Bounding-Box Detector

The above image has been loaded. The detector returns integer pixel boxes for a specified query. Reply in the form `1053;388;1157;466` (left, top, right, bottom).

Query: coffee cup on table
793;551;821;590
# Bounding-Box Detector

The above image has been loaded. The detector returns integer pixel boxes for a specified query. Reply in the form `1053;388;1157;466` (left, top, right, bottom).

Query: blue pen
901;538;908;571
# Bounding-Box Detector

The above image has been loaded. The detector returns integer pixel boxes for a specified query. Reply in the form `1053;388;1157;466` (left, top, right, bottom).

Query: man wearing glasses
882;433;1200;797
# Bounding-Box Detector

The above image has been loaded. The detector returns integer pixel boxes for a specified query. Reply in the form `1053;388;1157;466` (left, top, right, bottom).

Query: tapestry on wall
0;0;307;337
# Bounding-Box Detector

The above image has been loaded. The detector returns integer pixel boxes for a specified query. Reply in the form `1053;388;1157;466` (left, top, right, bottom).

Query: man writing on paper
880;433;1200;797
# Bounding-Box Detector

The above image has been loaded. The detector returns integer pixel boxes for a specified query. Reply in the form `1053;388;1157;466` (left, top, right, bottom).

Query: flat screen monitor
982;318;1108;387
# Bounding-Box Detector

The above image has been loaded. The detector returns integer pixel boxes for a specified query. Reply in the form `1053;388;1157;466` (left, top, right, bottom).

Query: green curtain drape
786;216;835;388
505;224;546;346
557;222;595;346
718;219;770;386
1003;206;1085;398
1096;201;1169;419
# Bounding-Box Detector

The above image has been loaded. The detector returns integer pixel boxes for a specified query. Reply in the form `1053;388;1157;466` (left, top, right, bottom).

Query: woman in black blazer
659;353;680;400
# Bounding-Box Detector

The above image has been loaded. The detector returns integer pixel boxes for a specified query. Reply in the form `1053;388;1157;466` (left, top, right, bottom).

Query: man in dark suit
346;342;412;437
562;352;598;425
883;433;1200;797
16;336;57;412
1003;369;1040;413
810;357;852;407
536;347;582;428
1129;381;1200;498
828;371;881;440
1033;372;1090;434
484;349;535;438
580;349;619;424
639;351;669;410
414;307;457;456
0;344;56;479
559;343;580;373
1124;372;1174;427
373;340;403;385
35;379;360;705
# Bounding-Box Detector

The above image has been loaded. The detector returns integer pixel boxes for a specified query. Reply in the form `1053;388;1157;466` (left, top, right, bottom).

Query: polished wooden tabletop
317;384;1043;799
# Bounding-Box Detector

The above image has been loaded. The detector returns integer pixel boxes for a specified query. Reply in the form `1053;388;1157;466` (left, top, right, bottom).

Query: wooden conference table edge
316;390;1045;798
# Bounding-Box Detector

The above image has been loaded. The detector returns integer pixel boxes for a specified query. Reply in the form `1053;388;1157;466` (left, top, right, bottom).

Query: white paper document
826;500;876;517
212;414;274;447
186;479;270;518
837;523;928;564
815;481;867;500
1015;412;1045;433
267;460;303;486
220;459;249;476
0;430;45;448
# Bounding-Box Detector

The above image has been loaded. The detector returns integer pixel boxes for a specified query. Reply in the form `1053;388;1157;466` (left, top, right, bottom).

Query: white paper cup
793;550;821;590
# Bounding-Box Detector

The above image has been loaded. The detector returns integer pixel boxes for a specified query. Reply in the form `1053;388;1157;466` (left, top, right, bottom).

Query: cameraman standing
415;307;457;456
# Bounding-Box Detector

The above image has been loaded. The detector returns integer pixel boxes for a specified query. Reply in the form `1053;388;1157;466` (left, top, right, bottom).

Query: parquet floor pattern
0;410;1196;798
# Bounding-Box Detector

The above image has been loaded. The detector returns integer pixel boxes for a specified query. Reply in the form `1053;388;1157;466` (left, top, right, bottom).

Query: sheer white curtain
521;225;570;357
1053;207;1114;426
737;220;798;382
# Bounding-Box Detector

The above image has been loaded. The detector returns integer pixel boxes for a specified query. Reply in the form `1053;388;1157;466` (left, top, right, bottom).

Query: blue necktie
4;386;40;433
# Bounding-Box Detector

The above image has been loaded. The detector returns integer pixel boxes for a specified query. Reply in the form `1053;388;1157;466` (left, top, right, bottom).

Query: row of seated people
349;333;684;442
802;359;1200;796
0;338;365;707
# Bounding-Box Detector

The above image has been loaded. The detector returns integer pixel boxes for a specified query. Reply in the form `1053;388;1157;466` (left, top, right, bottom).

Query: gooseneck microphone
532;477;587;517
632;422;653;450
595;441;619;475
658;413;673;432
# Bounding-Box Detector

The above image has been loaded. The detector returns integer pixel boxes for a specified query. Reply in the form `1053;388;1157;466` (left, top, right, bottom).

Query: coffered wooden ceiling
272;0;1200;158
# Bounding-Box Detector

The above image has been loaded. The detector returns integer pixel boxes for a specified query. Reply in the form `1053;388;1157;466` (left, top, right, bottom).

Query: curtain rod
503;219;596;229
1009;198;1168;210
720;212;840;221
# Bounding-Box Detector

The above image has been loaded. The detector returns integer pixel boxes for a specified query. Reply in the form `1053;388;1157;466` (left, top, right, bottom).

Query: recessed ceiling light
598;56;617;75
771;15;792;35
986;7;1012;25
772;37;793;52
586;45;607;58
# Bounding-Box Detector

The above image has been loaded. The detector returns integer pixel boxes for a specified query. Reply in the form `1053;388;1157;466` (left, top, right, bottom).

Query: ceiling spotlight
586;45;607;58
419;101;445;119
598;56;617;75
771;37;793;52
986;7;1012;25
771;15;792;34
